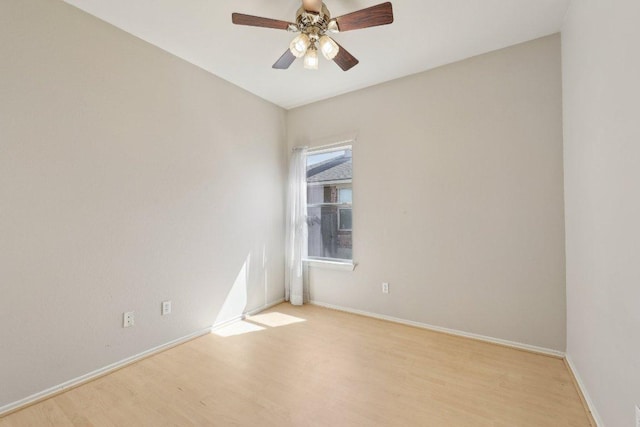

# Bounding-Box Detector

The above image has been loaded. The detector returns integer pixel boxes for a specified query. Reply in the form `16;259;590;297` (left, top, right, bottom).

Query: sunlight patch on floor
246;312;306;328
213;320;265;337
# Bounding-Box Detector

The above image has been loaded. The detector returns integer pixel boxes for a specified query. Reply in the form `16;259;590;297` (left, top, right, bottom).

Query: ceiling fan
232;1;394;71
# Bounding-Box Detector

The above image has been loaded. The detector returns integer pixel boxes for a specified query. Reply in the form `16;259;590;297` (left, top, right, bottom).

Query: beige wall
287;35;566;351
0;0;286;408
562;0;640;425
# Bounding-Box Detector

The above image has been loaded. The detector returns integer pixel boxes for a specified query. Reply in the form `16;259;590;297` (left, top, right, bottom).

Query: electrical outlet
382;282;389;294
161;300;172;316
123;311;134;328
635;405;640;427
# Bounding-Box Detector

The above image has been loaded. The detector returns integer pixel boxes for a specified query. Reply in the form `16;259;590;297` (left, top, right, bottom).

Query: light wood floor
1;303;593;426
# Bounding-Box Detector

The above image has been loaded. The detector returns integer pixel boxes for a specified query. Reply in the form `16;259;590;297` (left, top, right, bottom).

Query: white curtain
285;146;308;306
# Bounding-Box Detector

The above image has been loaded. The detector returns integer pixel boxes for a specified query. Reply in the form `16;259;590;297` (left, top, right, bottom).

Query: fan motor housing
296;4;331;36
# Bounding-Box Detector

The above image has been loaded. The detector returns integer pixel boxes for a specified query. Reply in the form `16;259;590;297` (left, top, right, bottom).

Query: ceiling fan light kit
232;1;394;71
319;35;339;60
303;46;319;70
290;34;311;58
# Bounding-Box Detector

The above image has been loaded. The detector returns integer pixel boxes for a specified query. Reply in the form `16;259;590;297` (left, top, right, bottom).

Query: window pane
307;150;347;167
306;147;352;261
307;206;352;260
307;185;325;204
339;208;352;230
338;188;352;204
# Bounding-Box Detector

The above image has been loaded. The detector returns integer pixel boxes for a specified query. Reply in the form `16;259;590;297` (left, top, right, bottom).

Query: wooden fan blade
302;0;323;13
333;42;359;71
232;13;293;30
334;2;394;32
273;49;297;69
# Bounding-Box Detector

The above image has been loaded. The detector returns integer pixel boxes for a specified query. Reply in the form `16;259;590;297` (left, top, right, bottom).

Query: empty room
1;0;638;425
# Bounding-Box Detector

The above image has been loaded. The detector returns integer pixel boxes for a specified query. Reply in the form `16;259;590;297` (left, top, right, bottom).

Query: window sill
304;259;357;271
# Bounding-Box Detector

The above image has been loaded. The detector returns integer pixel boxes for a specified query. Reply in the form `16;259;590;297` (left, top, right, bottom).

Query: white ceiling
63;0;570;109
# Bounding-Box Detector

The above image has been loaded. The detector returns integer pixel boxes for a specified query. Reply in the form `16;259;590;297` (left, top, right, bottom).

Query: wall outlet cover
162;300;172;315
382;282;389;294
123;311;134;328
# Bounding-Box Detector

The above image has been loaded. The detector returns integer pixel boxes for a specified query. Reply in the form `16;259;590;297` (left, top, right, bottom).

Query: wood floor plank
1;303;592;426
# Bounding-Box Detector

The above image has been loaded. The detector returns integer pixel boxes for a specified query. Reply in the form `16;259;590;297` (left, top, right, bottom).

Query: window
306;146;352;262
338;208;352;231
338;188;352;203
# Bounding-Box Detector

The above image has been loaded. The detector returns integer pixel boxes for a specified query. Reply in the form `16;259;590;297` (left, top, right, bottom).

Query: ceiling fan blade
273;49;297;69
332;42;359;71
232;13;293;30
334;2;394;32
302;0;323;13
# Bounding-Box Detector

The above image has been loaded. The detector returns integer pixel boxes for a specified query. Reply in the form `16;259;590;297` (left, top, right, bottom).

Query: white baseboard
0;327;211;417
210;298;285;331
564;354;603;427
0;298;285;418
309;300;565;358
246;298;285;317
